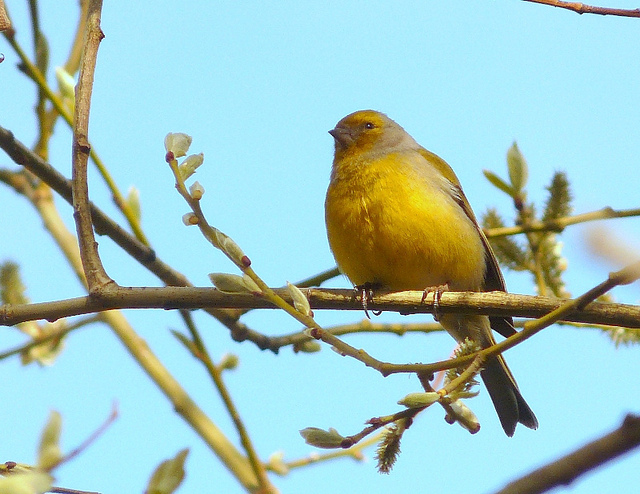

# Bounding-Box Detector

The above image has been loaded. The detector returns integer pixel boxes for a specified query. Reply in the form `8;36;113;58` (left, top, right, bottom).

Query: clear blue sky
2;2;639;493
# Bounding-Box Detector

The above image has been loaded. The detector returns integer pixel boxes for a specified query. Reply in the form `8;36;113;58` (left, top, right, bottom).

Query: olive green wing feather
418;147;516;338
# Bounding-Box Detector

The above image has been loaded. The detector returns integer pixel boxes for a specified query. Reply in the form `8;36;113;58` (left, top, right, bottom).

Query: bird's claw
420;283;449;321
354;282;382;319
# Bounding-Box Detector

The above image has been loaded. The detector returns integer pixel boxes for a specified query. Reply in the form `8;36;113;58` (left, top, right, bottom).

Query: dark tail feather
480;357;538;437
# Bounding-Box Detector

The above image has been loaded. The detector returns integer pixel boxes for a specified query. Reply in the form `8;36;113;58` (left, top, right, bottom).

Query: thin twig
269;319;444;351
49;403;119;470
62;1;89;75
3;28;262;494
0;128;270;350
279;433;381;472
167;147;382;370
50;488;100;494
102;309;261;490
486;207;640;238
26;0;50;159
2;20;150;245
382;259;640;376
295;267;341;287
341;408;421;448
0;315;100;362
177;311;274;492
35;1;88;161
0;170;262;491
523;0;640;17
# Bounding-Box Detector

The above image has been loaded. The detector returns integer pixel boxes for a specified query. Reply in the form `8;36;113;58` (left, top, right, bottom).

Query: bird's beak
329;127;354;148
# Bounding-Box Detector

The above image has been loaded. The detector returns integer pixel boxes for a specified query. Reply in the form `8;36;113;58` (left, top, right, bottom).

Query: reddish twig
523;0;640;17
56;404;119;468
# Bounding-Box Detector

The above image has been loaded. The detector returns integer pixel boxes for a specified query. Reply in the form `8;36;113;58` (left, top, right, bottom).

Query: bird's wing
418;147;517;338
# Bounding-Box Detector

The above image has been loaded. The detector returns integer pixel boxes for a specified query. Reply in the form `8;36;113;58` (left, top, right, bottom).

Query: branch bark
71;0;111;290
523;0;640;17
495;414;640;494
1;288;638;328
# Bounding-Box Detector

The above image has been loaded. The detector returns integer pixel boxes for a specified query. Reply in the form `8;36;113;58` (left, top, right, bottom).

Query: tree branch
1;288;638;329
71;0;111;290
0;127;272;346
176;311;273;491
486;207;640;238
495;414;640;494
523;0;640;17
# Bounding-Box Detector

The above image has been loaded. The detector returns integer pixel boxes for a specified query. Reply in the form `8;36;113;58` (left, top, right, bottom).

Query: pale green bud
299;427;345;449
287;282;311;316
178;153;204;181
220;235;251;267
218;353;239;370
164;133;192;158
189;181;205;200
507;142;529;192
208;273;261;294
267;451;289;476
0;471;54;494
145;448;188;494
38;411;62;470
397;392;440;409
449;399;480;433
182;212;199;226
55;67;76;101
126;186;141;220
293;340;322;353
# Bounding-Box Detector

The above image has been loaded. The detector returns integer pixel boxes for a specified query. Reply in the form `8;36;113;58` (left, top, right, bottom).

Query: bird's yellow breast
325;152;486;291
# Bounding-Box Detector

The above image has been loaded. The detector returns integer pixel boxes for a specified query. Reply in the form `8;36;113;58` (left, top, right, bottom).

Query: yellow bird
325;110;537;436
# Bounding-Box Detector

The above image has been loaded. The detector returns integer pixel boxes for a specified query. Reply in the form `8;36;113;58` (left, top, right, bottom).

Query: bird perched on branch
325;109;538;436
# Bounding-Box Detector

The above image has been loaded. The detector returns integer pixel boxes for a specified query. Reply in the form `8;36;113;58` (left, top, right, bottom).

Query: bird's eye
364;122;375;130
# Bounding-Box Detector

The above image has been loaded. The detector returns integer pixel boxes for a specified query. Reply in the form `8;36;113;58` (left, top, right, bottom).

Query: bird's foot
354;282;383;319
420;283;449;321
